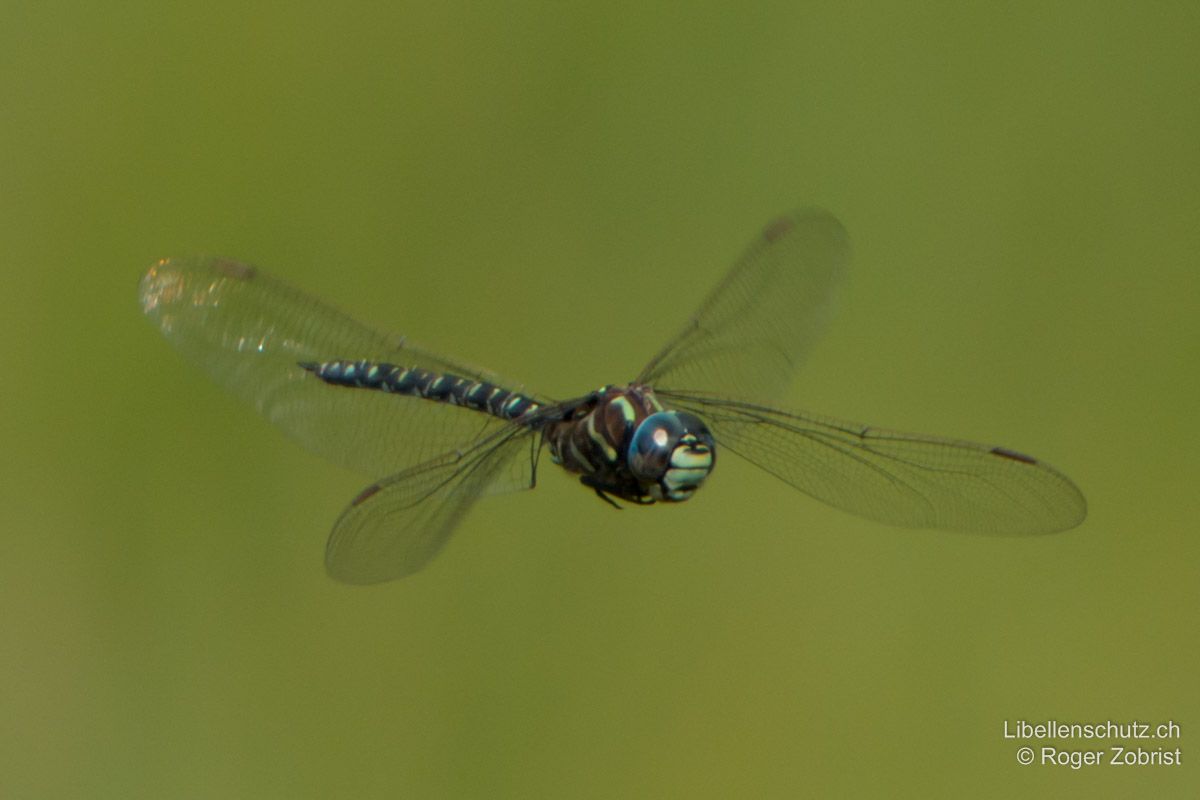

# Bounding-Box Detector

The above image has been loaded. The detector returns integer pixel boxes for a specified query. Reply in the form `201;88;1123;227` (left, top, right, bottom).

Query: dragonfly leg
578;475;623;509
593;486;623;510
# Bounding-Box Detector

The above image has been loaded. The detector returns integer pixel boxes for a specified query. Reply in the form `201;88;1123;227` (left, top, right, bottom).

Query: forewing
325;427;536;583
638;209;850;403
140;256;528;478
662;392;1087;534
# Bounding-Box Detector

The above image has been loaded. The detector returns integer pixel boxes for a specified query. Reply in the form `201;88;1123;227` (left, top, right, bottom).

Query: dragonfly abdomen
299;360;540;422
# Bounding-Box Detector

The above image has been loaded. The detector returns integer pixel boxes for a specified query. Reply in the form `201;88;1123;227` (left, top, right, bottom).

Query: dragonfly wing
638;209;850;403
140;256;532;478
326;426;537;583
661;392;1086;534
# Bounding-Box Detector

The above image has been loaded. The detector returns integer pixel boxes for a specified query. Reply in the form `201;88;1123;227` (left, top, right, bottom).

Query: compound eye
627;411;716;499
628;412;681;482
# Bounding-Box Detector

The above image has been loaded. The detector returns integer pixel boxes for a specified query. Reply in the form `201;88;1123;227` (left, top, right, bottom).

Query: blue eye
628;411;716;501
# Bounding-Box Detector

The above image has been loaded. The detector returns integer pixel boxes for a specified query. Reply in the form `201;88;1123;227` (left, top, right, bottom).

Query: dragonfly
139;209;1086;583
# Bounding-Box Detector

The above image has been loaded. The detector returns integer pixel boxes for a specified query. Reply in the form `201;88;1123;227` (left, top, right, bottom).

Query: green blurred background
2;2;1196;797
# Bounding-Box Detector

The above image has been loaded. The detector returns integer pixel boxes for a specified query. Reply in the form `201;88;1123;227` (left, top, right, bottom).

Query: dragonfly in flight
140;209;1086;583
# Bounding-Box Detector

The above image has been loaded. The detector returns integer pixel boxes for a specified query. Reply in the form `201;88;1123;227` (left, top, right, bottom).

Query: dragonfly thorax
545;384;716;505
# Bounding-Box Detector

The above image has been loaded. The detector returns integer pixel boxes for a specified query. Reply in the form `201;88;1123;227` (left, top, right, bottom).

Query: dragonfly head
628;411;716;502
